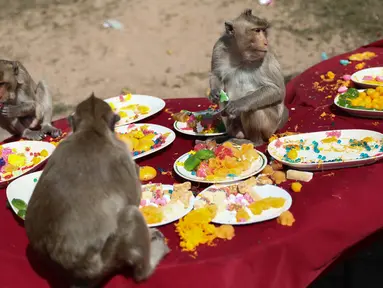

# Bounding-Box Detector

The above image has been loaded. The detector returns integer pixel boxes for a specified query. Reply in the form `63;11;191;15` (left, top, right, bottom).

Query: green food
194;149;215;160
17;209;26;220
343;88;359;99
219;90;229;102
184;155;201;171
11;198;27;210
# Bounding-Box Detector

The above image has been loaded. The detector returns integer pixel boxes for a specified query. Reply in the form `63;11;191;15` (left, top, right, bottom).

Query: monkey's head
0;61;20;103
68;93;121;133
225;9;270;63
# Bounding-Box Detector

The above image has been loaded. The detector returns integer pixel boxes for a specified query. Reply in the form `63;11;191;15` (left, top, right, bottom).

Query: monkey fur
25;94;170;287
0;60;62;140
208;9;288;146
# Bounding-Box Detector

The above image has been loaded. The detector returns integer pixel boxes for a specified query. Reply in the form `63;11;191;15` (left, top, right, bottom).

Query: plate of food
139;182;195;227
104;93;166;126
194;177;292;225
0;141;55;186
6;170;42;220
351;67;383;88
115;124;176;160
172;109;226;136
267;129;383;171
334;87;383;118
174;141;267;184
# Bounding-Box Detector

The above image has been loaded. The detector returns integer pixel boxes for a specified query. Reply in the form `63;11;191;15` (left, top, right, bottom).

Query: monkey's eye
253;28;261;33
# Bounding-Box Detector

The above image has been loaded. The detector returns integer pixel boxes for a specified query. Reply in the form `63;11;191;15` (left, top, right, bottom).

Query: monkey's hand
222;100;243;118
1;103;35;118
209;88;221;104
1;104;20;118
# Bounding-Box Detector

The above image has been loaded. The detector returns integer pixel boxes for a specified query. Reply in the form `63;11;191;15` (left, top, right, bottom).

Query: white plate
6;170;42;220
267;129;383;171
196;184;292;225
140;184;195;228
115;124;176;160
351;67;383;88
0;141;55;186
7;176;196;226
334;89;383;119
173;150;267;184
173;121;226;137
104;94;166;126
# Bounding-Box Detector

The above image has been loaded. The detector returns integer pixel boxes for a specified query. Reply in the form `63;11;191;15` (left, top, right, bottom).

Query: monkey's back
25;130;141;270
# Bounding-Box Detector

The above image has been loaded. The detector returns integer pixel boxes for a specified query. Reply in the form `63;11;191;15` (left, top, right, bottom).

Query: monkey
24;94;170;288
207;9;289;146
0;60;62;140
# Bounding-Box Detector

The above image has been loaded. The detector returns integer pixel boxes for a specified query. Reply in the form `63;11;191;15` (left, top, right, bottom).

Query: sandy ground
0;0;376;140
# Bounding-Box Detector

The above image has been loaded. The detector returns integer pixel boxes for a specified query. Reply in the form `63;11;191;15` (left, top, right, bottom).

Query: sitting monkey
0;60;62;140
25;94;170;287
208;9;289;146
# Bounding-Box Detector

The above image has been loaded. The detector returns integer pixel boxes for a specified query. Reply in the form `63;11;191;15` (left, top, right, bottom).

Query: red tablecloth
1;40;383;288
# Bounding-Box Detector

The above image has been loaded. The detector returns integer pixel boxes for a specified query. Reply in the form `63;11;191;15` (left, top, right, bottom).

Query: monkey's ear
68;113;76;132
108;113;120;132
225;21;234;36
12;61;19;75
243;9;252;16
12;61;24;84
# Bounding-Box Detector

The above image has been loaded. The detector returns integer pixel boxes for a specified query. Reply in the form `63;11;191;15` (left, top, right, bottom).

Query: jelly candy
139;166;157;181
194;149;215;160
11;198;27;210
184;155;201;172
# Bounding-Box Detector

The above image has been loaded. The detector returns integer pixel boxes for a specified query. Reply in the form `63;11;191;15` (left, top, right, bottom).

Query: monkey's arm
1;101;35;118
225;85;283;116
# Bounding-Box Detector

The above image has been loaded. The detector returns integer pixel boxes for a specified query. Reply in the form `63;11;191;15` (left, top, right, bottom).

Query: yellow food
139;166;157;181
7;154;27;168
140;206;164;224
347;87;383;110
175;205;234;255
248;197;286;215
291;182;302;193
215;225;235;240
277;211;295;227
40;149;49;157
271;171;287;185
236;207;250;222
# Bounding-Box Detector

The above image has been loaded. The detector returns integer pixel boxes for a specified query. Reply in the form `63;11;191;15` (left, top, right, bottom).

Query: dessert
194;177;287;224
172;109;226;134
178;141;260;181
116;124;170;157
139;183;194;225
0;145;50;181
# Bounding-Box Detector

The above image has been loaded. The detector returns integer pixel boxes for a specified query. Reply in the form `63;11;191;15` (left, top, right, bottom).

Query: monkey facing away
208;9;289;146
0;60;62;140
24;94;170;287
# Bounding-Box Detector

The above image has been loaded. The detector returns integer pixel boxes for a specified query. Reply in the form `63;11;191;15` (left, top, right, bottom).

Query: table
1;39;383;288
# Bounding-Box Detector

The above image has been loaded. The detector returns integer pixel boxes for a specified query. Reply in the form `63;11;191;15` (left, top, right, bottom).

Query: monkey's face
239;27;269;63
0;63;18;103
226;11;270;63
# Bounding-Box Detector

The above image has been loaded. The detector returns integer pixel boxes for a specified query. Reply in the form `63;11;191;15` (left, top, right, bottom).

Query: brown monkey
0;60;62;140
208;9;288;146
24;94;170;287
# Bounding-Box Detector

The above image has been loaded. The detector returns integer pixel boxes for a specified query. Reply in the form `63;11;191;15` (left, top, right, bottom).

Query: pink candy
140;199;148;206
243;193;254;203
363;76;374;81
343;74;351;81
338;86;348;93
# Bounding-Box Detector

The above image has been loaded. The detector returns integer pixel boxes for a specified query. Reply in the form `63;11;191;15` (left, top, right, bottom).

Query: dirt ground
0;0;381;140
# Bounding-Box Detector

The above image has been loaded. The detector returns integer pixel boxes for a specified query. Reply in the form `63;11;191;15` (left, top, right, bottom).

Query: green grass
278;0;382;44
